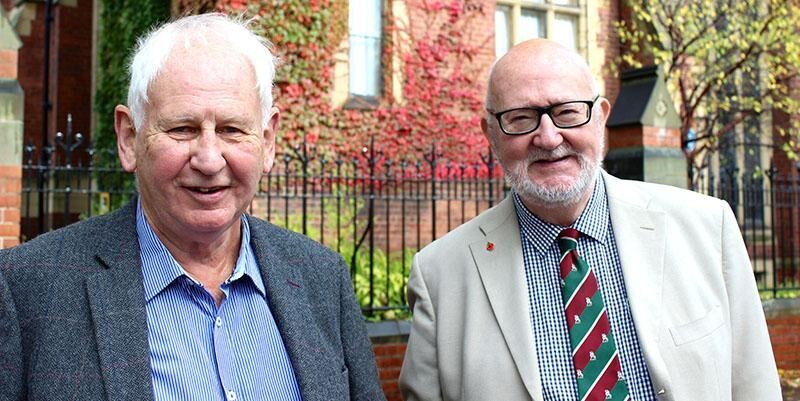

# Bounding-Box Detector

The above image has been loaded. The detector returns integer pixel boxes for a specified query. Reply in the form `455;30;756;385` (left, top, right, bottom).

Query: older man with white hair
0;13;383;401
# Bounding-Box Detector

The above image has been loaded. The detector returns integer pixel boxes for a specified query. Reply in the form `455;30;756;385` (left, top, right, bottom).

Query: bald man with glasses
399;39;781;401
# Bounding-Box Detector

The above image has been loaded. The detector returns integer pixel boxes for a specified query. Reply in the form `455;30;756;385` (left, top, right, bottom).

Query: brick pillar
605;66;687;188
368;321;411;401
0;7;23;248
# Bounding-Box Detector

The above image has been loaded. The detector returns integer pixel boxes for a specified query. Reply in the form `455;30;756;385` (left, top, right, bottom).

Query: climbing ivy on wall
176;0;491;175
93;0;170;192
235;0;349;151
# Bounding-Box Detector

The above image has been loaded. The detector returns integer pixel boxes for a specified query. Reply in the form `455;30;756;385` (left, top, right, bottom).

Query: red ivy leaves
183;0;495;178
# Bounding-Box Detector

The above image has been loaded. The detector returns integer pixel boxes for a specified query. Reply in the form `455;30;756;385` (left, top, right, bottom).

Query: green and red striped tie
558;228;630;401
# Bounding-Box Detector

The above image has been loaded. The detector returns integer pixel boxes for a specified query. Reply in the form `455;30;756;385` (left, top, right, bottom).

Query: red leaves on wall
183;0;496;177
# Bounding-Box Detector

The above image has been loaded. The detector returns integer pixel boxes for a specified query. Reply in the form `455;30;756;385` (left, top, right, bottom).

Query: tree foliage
616;0;800;179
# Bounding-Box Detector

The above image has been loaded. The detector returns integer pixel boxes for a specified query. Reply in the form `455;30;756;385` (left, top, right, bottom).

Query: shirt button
215;317;223;328
226;390;237;401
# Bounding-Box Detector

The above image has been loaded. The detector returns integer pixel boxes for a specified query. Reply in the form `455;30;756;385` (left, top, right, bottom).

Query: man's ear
595;97;612;158
480;115;494;146
597;96;612;126
115;105;137;172
262;106;280;174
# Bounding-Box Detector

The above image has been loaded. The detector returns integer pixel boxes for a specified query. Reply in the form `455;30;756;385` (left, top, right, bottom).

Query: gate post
0;8;23;248
605;66;686;188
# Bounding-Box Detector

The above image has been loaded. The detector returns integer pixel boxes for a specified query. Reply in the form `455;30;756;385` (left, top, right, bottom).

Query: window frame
346;0;385;109
495;0;586;57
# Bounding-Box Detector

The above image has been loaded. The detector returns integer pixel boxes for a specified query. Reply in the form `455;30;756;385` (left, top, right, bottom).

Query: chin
182;212;240;233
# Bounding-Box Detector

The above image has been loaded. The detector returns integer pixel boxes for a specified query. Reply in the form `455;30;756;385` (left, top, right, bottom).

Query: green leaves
93;0;170;196
616;0;800;175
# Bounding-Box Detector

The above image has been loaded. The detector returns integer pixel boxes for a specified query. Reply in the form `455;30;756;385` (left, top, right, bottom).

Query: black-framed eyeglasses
489;95;600;135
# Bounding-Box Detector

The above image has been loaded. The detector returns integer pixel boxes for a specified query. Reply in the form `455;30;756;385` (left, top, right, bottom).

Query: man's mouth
189;186;225;194
534;155;570;163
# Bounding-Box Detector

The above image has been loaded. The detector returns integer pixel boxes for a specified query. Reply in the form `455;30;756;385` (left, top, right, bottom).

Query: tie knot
557;228;581;253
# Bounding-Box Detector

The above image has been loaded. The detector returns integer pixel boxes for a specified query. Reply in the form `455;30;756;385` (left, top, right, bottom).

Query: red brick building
4;0;94;154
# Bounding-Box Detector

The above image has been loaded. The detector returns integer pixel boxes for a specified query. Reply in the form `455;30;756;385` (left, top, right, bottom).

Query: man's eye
504;111;536;122
217;127;243;135
554;107;580;116
168;126;197;134
509;116;533;123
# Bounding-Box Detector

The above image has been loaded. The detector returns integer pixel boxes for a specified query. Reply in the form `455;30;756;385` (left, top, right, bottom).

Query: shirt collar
513;174;610;253
137;199;266;302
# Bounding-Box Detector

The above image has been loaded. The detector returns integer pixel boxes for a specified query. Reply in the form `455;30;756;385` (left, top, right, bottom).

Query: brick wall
765;299;800;371
0;5;22;249
14;2;46;151
772;76;799;177
596;0;621;104
369;321;411;401
0;165;21;248
768;315;800;370
771;77;800;264
12;0;94;153
373;342;407;401
51;0;94;155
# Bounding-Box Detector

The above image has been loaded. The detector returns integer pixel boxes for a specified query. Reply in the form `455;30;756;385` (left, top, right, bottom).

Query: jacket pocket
669;305;724;346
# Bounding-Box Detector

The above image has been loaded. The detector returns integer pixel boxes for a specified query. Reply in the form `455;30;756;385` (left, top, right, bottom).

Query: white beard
500;143;600;208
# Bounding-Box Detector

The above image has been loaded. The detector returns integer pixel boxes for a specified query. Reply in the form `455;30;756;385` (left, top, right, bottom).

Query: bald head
485;39;597;111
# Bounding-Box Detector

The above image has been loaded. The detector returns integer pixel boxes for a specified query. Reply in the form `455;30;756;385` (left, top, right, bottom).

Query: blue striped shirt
137;200;302;401
513;177;657;401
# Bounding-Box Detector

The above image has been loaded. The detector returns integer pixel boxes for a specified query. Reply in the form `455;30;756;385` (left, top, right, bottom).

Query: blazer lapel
248;220;331;401
604;173;673;398
86;201;154;401
471;198;543;400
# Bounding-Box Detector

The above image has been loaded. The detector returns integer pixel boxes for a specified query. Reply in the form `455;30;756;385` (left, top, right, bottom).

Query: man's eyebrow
215;114;260;127
156;115;197;125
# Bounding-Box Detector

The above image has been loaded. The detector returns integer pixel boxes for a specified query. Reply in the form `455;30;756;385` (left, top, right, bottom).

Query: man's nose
531;114;564;150
190;130;226;175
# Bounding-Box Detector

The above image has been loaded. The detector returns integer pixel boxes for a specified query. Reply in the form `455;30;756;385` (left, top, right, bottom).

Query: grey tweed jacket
0;200;385;401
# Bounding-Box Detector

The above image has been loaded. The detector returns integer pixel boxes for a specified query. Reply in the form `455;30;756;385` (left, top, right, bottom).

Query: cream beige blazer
399;172;781;401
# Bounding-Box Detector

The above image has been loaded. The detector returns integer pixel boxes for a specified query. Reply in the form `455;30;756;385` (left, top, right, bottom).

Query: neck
145;211;243;305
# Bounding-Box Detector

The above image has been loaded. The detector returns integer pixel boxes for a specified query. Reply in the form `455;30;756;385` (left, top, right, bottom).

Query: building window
348;0;383;100
495;0;583;57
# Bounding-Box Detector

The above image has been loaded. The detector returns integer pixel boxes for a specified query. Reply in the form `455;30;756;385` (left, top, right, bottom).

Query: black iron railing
694;165;800;298
21;127;504;318
20;122;800;315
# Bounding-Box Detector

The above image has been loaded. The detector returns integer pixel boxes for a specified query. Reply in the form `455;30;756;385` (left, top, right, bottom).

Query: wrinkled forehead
155;37;256;89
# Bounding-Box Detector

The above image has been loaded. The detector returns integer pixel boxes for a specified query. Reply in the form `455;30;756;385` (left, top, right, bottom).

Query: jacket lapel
247;219;332;401
86;200;154;401
603;173;673;398
471;197;543;400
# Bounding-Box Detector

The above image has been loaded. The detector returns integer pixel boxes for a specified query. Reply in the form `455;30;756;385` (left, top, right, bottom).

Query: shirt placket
213;282;239;401
187;277;240;401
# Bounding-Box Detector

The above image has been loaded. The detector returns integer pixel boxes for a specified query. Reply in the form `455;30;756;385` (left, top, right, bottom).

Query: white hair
126;13;277;131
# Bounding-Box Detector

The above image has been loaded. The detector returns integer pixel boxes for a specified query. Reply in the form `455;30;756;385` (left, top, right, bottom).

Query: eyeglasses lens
499;101;591;134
